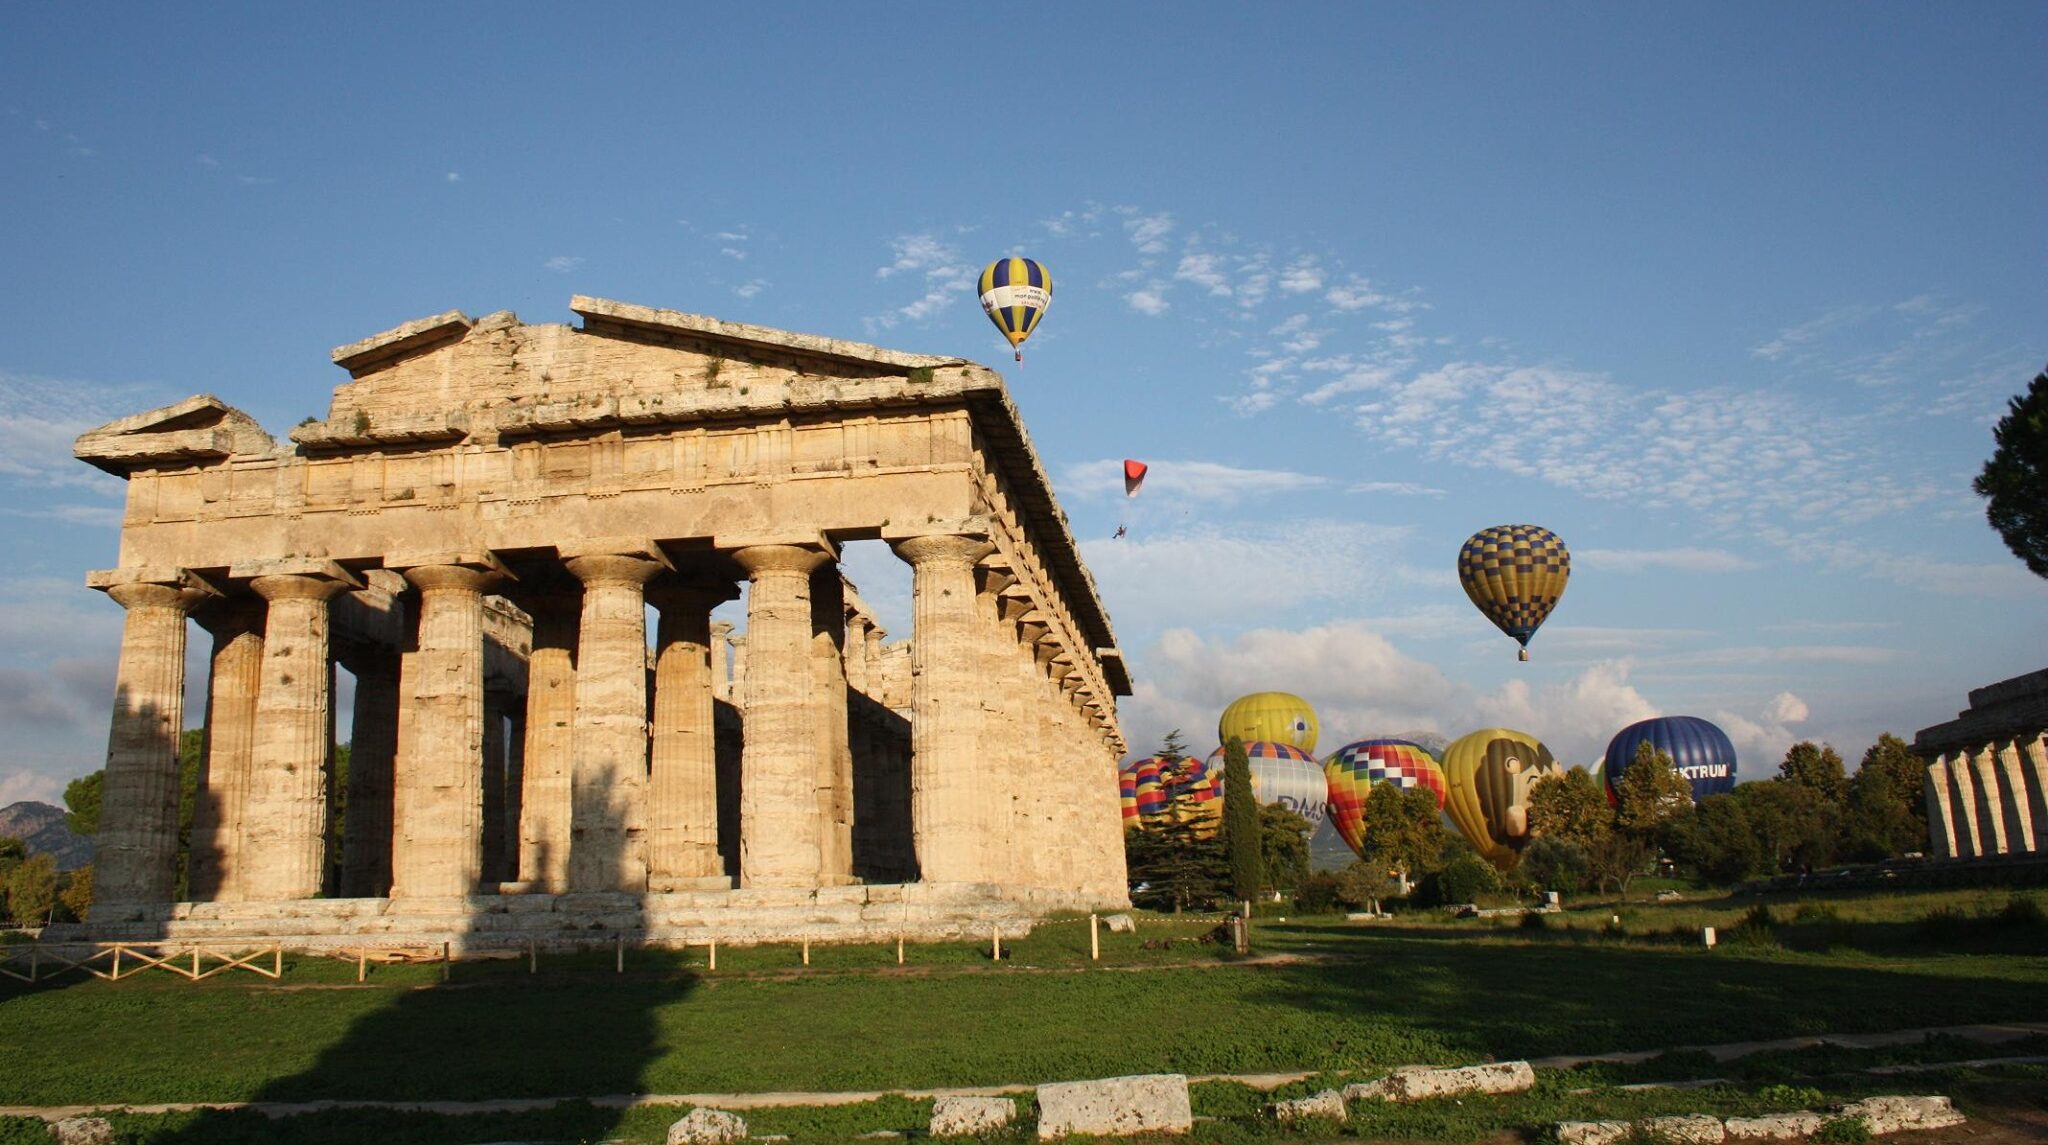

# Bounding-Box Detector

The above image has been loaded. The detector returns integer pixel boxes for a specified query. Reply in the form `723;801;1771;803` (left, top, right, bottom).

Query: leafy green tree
1665;792;1764;884
63;772;103;836
4;853;58;926
1973;364;2048;578
1123;731;1229;912
0;836;25;869
1615;741;1693;839
1520;835;1592;893
58;864;93;923
1334;859;1396;913
1526;767;1611;852
1779;741;1849;805
1358;783;1449;884
1257;802;1312;894
1842;734;1929;860
1736;778;1839;872
1221;736;1261;903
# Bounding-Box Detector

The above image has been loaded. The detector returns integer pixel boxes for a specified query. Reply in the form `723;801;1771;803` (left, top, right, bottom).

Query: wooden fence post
1090;914;1100;961
992;924;1002;961
896;935;904;965
615;934;624;974
357;947;366;983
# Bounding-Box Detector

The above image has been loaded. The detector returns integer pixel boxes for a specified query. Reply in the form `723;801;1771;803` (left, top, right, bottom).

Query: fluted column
710;621;735;702
1948;756;1983;858
90;571;212;907
517;594;579;892
1970;745;2008;855
481;691;511;882
243;569;357;901
733;544;831;887
811;563;855;884
2025;736;2048;854
187;599;264;901
565;550;665;892
892;534;994;884
1924;758;1956;858
1992;740;2036;854
340;651;400;896
649;579;734;888
390;562;496;899
730;634;749;708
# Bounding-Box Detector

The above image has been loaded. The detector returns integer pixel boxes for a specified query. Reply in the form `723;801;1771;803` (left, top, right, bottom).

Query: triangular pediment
74;395;277;475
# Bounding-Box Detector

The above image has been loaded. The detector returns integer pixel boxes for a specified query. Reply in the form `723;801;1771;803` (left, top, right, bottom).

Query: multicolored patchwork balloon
1323;739;1448;858
978;256;1052;362
1457;525;1570;661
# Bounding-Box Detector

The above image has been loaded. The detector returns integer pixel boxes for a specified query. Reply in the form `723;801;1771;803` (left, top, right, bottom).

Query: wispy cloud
1063;459;1327;503
445;171;461;183
734;279;767;299
1577;547;1760;573
0;371;163;490
543;256;584;273
865;233;976;330
1126;287;1169;316
1347;480;1446;497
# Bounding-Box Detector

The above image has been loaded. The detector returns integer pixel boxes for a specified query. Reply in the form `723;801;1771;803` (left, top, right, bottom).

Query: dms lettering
1677;765;1730;780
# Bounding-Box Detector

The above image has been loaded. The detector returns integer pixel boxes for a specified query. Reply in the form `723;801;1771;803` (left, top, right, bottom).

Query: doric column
648;577;737;889
2024;735;2048;854
1924;758;1956;858
340;651;400;897
564;544;668;893
710;620;735;702
389;557;500;900
240;564;360;901
1948;755;1982;858
1993;740;2037;854
844;612;872;695
892;533;994;884
516;592;579;892
732;543;831;888
88;569;213;907
187;598;264;902
1970;745;2009;855
481;690;511;882
730;634;749;708
811;562;855;884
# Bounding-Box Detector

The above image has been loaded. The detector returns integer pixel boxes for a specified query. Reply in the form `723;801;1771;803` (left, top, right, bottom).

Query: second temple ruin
69;297;1132;948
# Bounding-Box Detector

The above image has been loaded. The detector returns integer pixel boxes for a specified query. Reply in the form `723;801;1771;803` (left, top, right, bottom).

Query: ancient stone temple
70;297;1132;948
1913;668;2048;859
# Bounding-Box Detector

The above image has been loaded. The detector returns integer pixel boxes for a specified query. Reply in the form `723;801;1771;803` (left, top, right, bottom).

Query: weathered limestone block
243;566;357;901
1270;1090;1347;1123
1102;912;1135;933
52;1116;116;1145
517;594;579;892
1035;1074;1192;1139
929;1095;1017;1136
1343;1061;1535;1102
1838;1095;1965;1135
894;533;995;884
735;544;830;888
1554;1121;1628;1145
390;560;494;899
650;579;733;888
667;1107;748;1145
1639;1115;1725;1143
1923;758;1956;859
565;546;666;892
1723;1112;1824;1140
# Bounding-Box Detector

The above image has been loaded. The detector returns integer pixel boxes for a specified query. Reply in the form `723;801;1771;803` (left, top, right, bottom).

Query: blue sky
3;4;2044;805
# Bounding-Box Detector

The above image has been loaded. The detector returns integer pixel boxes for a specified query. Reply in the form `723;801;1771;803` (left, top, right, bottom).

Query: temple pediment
74;394;277;475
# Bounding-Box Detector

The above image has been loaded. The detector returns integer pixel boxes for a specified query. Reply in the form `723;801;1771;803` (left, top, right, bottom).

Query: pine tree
1974;364;2048;578
1222;736;1262;903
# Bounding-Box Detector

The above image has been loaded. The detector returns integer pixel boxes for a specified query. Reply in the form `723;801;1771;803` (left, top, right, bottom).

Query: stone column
648;578;735;889
1969;745;2009;855
517;593;579;892
730;634;749;709
480;691;510;883
340;651;400;897
241;565;359;901
564;546;667;893
88;569;212;907
2024;735;2048;854
1993;740;2037;854
710;620;734;702
811;562;855;884
733;543;831;888
892;534;994;884
187;598;263;902
389;559;498;900
1924;758;1956;858
1948;755;1983;858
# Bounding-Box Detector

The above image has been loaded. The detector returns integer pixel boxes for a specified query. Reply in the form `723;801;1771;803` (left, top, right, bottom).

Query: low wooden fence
0;941;282;984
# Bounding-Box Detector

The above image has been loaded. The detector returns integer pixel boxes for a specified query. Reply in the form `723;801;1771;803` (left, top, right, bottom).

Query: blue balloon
1603;716;1738;804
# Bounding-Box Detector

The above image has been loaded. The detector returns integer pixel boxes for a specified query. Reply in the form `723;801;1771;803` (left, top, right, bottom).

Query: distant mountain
0;802;94;870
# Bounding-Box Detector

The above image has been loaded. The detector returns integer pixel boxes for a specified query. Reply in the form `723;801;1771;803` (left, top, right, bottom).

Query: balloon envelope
1442;727;1563;870
1205;741;1329;831
1603;716;1738;804
1219;692;1320;754
1117;754;1219;832
1457;525;1570;659
1323;739;1447;859
978;257;1052;356
1123;459;1148;498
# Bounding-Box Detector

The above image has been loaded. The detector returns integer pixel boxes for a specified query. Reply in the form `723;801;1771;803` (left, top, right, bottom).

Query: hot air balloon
1204;741;1329;831
1323;739;1447;859
1219;692;1319;754
1457;525;1570;661
1118;754;1219;831
1442;727;1563;870
1123;459;1148;497
1603;716;1738;804
977;257;1052;362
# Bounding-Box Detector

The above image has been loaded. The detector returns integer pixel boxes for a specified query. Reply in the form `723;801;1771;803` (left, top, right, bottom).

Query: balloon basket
1518;648;1530;662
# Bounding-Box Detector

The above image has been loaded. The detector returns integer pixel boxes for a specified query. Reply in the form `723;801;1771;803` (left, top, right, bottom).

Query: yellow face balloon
1441;727;1563;871
1218;692;1320;754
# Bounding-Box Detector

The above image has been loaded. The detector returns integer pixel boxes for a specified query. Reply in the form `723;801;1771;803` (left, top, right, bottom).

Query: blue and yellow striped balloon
978;257;1052;361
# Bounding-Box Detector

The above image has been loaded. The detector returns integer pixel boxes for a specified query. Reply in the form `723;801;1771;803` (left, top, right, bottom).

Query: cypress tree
1222;736;1262;902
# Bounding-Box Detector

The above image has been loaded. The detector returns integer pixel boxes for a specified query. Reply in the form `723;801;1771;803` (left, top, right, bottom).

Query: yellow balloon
1218;692;1319;754
1441;727;1563;871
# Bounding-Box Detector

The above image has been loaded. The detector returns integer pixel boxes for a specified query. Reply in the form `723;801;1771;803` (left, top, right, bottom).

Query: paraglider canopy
977;257;1052;362
1123;459;1148;498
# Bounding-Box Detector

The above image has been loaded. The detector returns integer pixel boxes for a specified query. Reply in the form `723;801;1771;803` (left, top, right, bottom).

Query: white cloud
445;171;461;183
1473;661;1661;765
0;770;63;806
734;279;766;299
1577;548;1760;574
1174;252;1232;296
1714;692;1810;769
1326;276;1390;311
1752;305;1876;361
0;371;164;490
543;255;583;273
865;233;977;331
1348;481;1446;497
1765;691;1809;723
1278;257;1323;294
1062;459;1326;504
1126;288;1169;316
1123;212;1174;255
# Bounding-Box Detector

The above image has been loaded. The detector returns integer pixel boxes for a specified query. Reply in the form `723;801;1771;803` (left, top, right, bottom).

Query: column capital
251;571;358;605
402;564;502;596
709;619;735;638
565;552;667;589
891;533;994;570
733;543;830;579
89;567;217;613
647;572;739;612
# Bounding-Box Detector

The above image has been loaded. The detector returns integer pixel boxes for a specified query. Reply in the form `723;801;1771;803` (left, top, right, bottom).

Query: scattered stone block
1269;1089;1347;1123
52;1118;115;1145
1036;1073;1193;1139
1343;1061;1536;1102
1640;1114;1725;1143
1838;1095;1966;1135
1555;1120;1629;1145
667;1107;748;1145
1101;913;1135;933
1724;1112;1824;1140
931;1095;1016;1136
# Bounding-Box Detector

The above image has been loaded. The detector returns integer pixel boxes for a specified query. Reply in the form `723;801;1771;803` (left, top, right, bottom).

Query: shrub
1432;853;1503;905
1293;872;1343;915
1725;903;1782;948
1994;892;2045;926
1814;1115;1873;1143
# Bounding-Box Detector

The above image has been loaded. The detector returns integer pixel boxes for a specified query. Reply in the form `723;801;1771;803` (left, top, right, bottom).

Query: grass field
0;885;2041;1143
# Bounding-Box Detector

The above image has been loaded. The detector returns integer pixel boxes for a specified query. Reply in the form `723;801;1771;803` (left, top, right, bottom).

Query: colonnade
1923;735;2048;858
87;532;1125;913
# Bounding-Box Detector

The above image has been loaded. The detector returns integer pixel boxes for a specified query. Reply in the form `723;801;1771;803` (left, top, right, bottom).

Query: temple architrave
68;297;1132;949
1913;668;2048;859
